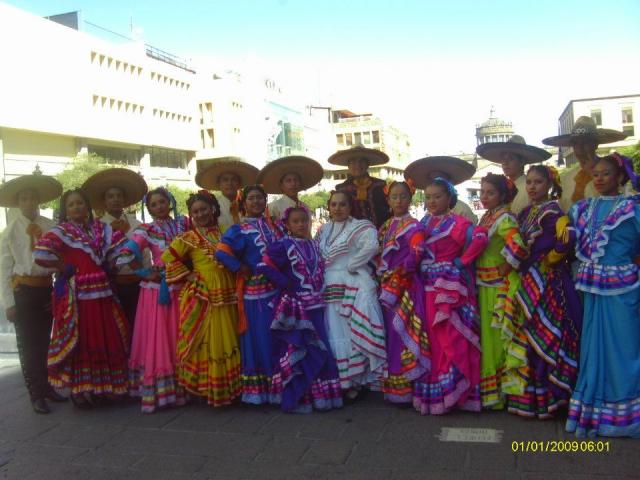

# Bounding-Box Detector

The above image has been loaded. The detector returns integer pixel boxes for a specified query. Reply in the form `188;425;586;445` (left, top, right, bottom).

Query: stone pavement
0;354;637;480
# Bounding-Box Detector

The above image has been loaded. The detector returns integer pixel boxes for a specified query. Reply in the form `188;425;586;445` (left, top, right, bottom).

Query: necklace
292;237;320;278
479;205;507;229
325;219;349;248
382;215;410;246
585;196;621;242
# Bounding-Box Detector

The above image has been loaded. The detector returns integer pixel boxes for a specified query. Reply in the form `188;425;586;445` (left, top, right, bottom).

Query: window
623;125;635;137
354;132;362;145
363;131;371;144
622;107;634;124
336;134;344;145
345;133;353;146
88;145;141;166
591;109;602;126
201;128;214;148
372;130;380;144
150;148;188;169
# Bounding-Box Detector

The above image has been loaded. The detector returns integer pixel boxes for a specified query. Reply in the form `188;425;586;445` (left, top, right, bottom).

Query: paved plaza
0;354;636;480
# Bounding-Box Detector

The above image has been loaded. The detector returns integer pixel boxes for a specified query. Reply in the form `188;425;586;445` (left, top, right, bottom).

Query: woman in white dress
316;190;387;401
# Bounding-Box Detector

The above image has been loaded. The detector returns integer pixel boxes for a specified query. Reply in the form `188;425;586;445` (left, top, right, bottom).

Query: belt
12;275;52;289
114;274;141;285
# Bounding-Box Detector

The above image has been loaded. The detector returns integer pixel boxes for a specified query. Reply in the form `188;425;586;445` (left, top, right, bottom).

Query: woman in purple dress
507;165;582;419
258;206;343;413
377;181;428;405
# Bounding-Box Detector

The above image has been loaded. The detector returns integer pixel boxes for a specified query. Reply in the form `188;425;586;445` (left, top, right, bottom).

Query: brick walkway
0;357;636;480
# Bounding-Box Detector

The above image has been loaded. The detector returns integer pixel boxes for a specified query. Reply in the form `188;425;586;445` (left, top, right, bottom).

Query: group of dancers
1;115;638;440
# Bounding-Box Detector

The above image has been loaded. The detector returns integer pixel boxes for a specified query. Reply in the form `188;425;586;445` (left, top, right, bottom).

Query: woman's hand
497;262;512;277
239;265;252;276
147;269;162;282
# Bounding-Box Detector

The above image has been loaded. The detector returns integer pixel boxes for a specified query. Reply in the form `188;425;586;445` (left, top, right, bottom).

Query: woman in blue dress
258;206;343;413
216;185;280;405
566;153;640;438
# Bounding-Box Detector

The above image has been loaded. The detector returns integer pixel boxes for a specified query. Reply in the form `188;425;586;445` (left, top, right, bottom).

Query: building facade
323;109;412;190
557;94;639;165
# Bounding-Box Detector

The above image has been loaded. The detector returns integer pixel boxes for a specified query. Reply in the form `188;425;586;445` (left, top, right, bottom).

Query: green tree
619;142;640;173
169;186;195;216
44;153;127;210
299;190;330;212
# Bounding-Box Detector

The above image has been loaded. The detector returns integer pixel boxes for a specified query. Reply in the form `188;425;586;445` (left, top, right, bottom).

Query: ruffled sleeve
34;228;64;265
215;224;245;273
451;219;488;266
117;226;150;266
543;215;573;266
346;223;379;272
105;226;127;264
257;240;291;290
496;214;528;268
161;237;192;283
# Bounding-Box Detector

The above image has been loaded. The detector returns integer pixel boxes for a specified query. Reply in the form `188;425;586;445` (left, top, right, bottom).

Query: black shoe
46;389;68;403
71;394;94;410
31;398;51;414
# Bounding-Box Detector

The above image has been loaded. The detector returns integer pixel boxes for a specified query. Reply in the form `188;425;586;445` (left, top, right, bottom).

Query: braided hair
481;173;517;205
59;189;93;223
186;190;221;227
237;185;267;216
527;165;562;200
327;190;355;211
427;177;458;209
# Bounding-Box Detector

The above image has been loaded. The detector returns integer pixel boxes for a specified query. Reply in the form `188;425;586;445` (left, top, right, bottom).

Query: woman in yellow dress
162;191;241;406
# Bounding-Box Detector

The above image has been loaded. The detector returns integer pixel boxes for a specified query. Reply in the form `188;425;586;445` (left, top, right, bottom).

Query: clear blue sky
5;0;640;154
7;0;640;60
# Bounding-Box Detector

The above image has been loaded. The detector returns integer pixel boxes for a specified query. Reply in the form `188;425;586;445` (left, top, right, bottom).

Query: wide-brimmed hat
195;157;259;190
327;145;389;167
0;172;62;208
82;168;148;210
476;135;551;164
404;156;476;188
542;116;627;147
257;156;324;194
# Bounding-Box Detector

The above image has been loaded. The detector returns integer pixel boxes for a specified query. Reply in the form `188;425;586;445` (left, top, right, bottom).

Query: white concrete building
557;94;639;165
0;4;200;204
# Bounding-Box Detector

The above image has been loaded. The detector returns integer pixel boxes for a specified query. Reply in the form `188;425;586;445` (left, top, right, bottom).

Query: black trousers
114;281;140;331
13;285;53;401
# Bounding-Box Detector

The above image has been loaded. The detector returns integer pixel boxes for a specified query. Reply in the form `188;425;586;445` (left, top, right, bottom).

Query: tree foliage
44;153;126;210
299;190;330;212
46;153;196;216
618;142;640;173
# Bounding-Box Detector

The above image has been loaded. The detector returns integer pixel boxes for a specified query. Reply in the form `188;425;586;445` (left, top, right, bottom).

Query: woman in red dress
35;189;129;408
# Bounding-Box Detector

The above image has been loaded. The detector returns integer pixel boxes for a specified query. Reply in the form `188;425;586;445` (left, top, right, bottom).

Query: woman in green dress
476;173;529;408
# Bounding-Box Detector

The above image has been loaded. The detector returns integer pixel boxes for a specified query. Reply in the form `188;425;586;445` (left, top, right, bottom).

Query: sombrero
0;172;62;208
542;116;627;147
476;135;551;164
82;168;148;210
327;145;389;167
195;157;259;190
404;156;475;188
257;156;324;194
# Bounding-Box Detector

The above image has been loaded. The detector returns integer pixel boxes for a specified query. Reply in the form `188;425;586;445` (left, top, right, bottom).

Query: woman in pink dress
413;177;488;414
117;187;189;413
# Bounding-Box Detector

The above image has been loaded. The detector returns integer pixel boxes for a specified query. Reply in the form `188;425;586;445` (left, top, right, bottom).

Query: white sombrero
82;168;148;210
542;116;627;147
0;172;62;208
476;135;551;165
404;156;476;189
196;157;259;190
257;156;324;194
327;145;389;167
